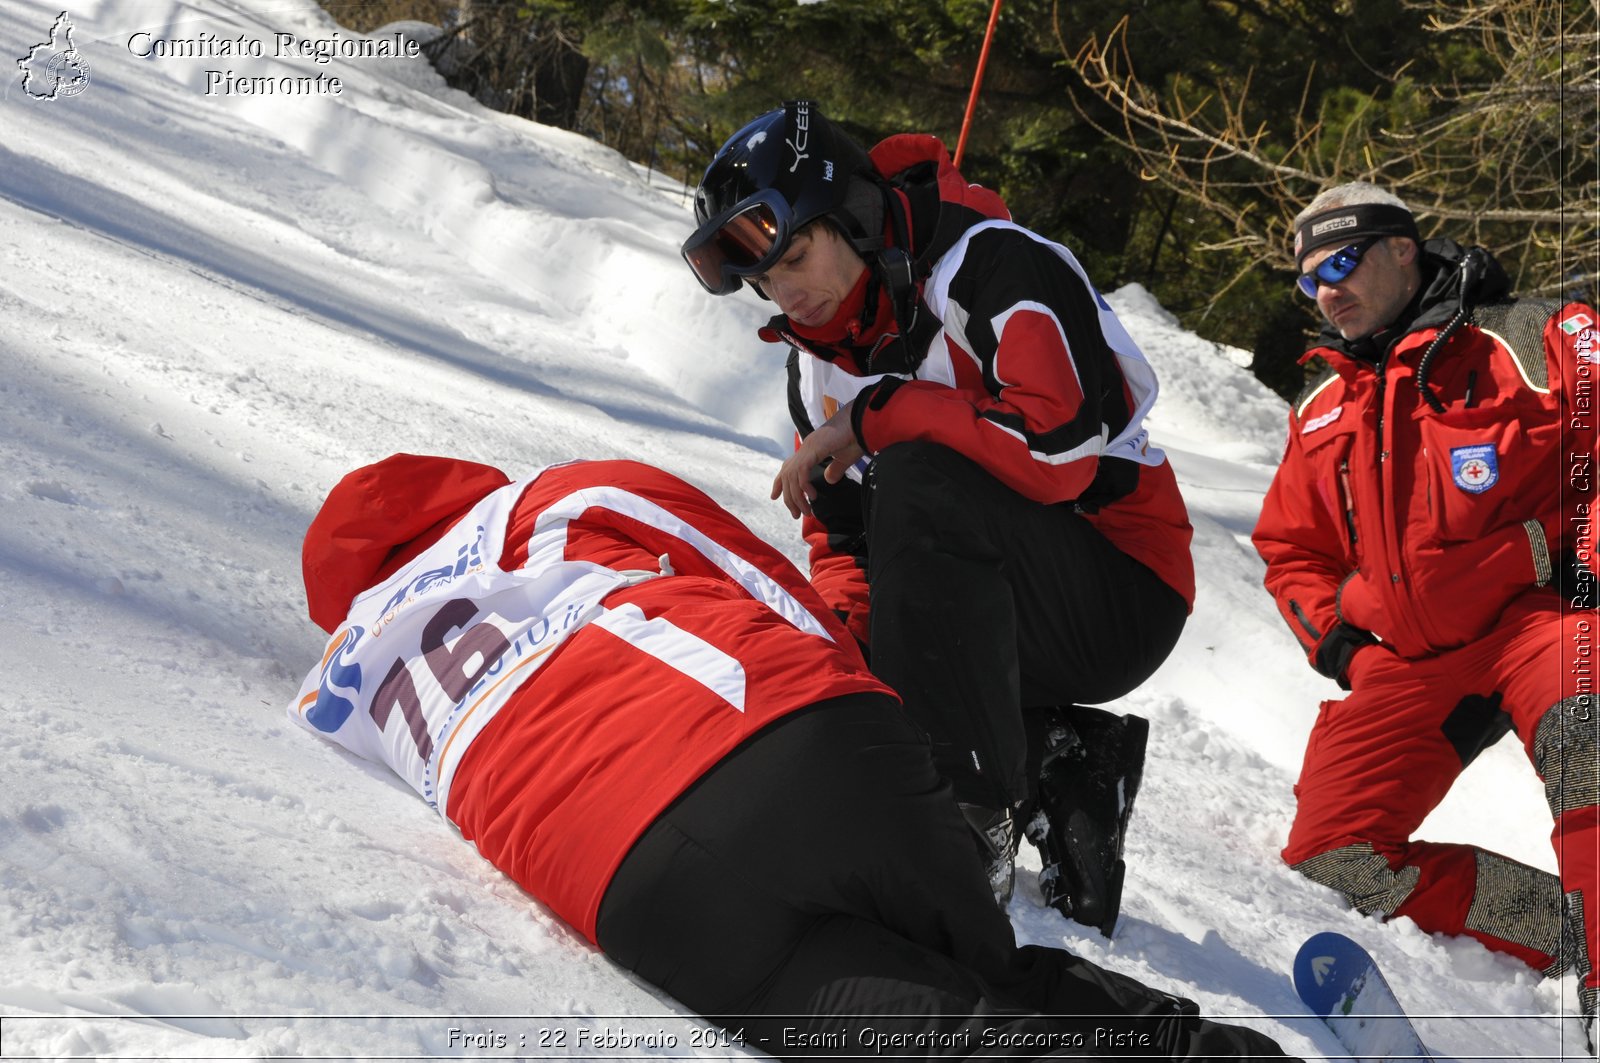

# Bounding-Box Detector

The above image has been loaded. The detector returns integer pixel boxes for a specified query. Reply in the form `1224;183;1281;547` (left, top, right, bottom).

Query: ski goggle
1296;236;1380;298
681;189;795;296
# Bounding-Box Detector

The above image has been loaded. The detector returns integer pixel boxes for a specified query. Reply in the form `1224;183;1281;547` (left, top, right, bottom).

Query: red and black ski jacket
768;135;1196;646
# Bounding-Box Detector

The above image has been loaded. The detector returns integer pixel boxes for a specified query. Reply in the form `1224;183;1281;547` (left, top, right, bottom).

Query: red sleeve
803;509;871;647
854;368;1096;505
1251;414;1359;671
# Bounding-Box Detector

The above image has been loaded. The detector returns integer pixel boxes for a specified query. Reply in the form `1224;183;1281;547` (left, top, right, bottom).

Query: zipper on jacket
1289;599;1322;650
1374;353;1390;462
1374;342;1431;651
1338;460;1359;547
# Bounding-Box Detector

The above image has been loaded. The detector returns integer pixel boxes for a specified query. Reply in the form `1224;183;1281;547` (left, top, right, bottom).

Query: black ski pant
596;694;1293;1060
864;442;1187;813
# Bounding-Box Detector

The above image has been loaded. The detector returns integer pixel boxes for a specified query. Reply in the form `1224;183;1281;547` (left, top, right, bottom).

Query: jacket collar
1309;238;1509;368
761;135;1011;377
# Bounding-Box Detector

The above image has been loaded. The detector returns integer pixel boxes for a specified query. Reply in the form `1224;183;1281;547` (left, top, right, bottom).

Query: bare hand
771;402;865;519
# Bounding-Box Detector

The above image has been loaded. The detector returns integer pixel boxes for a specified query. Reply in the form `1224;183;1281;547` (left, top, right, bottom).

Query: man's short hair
1294;182;1410;230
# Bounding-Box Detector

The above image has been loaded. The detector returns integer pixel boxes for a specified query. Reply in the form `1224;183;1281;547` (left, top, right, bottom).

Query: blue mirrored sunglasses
1296;236;1381;298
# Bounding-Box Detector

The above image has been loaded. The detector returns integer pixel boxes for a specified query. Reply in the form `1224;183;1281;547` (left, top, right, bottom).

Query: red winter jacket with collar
1252;241;1598;678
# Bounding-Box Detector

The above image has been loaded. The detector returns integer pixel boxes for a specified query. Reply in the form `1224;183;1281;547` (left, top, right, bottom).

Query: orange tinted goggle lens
683;199;788;294
714;204;782;266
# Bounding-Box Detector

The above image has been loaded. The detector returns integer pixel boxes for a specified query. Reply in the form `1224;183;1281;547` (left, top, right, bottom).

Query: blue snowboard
1293;932;1433;1061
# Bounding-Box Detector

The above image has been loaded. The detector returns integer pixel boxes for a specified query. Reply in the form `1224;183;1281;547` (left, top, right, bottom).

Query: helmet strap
874;187;926;346
834;173;888;252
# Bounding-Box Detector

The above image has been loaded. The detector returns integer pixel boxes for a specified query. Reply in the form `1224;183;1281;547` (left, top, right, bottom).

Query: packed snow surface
0;0;1585;1058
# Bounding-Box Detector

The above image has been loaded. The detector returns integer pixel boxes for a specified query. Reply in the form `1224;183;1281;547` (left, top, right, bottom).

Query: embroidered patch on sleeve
1301;405;1344;435
1560;311;1595;336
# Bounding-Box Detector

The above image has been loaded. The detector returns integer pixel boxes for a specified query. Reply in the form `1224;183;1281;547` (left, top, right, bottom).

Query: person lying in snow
287;452;1293;1059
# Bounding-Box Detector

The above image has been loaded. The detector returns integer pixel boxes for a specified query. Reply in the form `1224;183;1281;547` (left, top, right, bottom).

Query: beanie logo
1310;215;1360;238
787;100;811;173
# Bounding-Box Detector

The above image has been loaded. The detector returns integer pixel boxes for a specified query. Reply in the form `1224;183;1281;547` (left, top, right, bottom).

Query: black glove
1314;621;1378;690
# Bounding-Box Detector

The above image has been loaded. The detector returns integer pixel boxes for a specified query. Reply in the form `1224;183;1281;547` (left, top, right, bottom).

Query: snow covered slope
0;0;1582;1058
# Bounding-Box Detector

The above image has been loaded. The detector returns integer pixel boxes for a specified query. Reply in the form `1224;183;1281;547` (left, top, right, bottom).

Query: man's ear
1389;236;1420;265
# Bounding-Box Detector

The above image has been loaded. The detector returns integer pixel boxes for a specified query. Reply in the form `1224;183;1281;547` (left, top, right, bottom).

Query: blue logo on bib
307;625;365;731
1450;444;1498;494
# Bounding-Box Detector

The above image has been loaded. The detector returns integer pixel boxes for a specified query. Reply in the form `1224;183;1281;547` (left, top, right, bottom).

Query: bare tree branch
1058;0;1598;299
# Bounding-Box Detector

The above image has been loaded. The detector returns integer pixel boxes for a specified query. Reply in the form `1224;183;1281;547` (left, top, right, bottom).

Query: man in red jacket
1253;181;1599;1042
290;453;1290;1060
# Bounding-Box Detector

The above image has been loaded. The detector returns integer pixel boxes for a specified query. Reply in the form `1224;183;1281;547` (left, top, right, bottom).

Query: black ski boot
1024;705;1148;937
959;802;1019;907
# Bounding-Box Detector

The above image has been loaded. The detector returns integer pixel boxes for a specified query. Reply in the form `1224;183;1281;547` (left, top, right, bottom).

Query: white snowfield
0;0;1584;1058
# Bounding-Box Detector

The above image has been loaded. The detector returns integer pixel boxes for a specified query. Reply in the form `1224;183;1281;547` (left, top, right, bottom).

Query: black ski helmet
693;100;879;247
686;102;928;338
